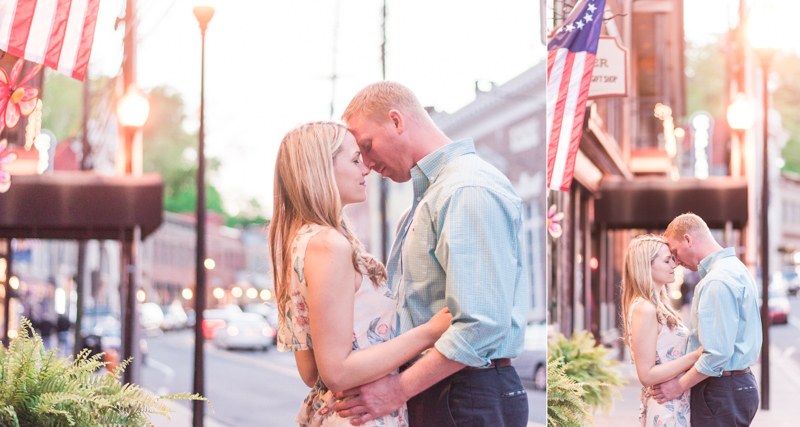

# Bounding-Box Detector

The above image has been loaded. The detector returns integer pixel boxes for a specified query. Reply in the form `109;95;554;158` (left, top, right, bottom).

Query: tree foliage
686;39;800;173
142;86;226;215
771;53;800;174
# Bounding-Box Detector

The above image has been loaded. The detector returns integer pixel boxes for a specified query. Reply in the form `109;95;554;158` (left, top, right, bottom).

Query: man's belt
461;358;512;372
720;367;750;376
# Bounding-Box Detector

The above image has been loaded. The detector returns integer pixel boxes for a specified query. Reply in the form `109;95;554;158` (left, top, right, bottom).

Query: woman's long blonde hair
269;121;387;318
620;234;682;340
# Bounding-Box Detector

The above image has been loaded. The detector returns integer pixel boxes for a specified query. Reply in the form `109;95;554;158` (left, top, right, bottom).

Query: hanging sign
588;36;628;99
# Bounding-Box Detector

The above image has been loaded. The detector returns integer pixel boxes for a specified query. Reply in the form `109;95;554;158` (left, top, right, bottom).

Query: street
141;330;547;426
771;294;800;369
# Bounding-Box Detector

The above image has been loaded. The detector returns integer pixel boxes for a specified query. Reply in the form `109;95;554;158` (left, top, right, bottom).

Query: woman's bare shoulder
306;227;351;259
631;299;657;318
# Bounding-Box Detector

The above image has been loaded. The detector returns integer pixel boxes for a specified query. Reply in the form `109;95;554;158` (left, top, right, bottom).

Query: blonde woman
270;121;451;427
621;234;702;427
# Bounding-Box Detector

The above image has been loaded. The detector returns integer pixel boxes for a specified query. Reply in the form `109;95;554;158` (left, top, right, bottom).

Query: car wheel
534;364;546;390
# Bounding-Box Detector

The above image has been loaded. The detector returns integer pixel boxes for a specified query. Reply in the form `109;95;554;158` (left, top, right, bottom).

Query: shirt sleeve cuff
695;358;724;377
434;328;491;368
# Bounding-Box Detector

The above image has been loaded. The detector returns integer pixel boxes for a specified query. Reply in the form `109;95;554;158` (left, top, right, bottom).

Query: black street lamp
192;6;213;427
749;0;778;410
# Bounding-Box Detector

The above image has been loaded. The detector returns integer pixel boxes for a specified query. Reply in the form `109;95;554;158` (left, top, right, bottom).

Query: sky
82;0;799;216
86;0;543;215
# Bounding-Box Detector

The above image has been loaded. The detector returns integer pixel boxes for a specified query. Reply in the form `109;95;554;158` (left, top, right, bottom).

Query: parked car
782;270;799;296
511;321;547;390
213;312;275;351
758;284;791;325
160;304;188;330
244;303;279;345
202;305;243;340
81;315;148;369
140;302;164;335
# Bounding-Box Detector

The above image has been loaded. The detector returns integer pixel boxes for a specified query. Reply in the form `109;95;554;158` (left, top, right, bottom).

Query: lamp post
192;6;213;427
748;0;778;410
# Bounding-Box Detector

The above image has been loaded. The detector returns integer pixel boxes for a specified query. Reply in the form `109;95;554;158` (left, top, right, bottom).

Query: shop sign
588;36;628;99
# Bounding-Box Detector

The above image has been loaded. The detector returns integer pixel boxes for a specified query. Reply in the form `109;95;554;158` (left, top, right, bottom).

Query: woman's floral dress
277;224;409;427
628;297;691;427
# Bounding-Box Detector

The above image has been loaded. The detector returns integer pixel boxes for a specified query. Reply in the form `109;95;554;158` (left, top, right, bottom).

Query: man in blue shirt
333;81;529;426
655;213;761;426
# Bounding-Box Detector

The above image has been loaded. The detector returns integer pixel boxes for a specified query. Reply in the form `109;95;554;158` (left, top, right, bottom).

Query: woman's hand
423;307;452;345
690;346;703;362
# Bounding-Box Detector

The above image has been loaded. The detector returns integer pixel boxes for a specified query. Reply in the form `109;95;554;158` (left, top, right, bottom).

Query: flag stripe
550;51;586;191
558;53;596;191
44;0;73;70
546;49;574;189
546;0;606;192
7;0;36;57
56;0;87;78
0;1;18;52
70;0;98;81
25;0;58;64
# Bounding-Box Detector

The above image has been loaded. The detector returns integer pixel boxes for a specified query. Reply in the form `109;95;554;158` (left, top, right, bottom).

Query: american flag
0;0;100;81
546;0;605;192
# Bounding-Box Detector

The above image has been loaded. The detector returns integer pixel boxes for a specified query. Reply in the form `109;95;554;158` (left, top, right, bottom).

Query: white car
511;321;547;390
213;312;275;351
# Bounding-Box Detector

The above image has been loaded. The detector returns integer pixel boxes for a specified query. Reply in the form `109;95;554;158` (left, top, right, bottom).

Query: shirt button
416;197;421;201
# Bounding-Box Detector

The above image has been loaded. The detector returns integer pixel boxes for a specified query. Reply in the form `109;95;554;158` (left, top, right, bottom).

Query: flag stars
584;13;593;22
576;21;585;30
587;3;597;13
566;23;575;32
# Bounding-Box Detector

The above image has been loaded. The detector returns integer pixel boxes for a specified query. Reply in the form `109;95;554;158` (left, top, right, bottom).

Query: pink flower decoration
0;139;16;193
547;204;564;239
0;59;42;133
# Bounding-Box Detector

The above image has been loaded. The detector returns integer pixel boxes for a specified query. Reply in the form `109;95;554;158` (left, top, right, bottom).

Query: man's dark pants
405;364;528;427
690;371;759;426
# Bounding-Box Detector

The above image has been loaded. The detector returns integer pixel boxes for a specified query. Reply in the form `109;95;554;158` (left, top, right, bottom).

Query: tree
685;39;800;173
226;198;269;228
141;86;226;214
41;69;83;142
771;53;800;174
685;39;727;119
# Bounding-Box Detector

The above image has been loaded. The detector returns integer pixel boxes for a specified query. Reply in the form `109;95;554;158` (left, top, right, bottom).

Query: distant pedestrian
56;314;70;354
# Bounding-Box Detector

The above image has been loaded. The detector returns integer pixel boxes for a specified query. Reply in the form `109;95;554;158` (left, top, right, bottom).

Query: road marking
207;346;301;379
147;358;176;380
788;315;800;331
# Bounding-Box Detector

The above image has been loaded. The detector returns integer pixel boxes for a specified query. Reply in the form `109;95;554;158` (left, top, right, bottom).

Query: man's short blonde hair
341;81;431;125
664;213;712;240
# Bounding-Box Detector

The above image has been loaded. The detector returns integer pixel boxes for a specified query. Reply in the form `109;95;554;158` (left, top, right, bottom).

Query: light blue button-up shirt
688;247;762;377
386;139;528;368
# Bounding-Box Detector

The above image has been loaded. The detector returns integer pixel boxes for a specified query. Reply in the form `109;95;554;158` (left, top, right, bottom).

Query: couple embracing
269;81;529;427
623;213;762;427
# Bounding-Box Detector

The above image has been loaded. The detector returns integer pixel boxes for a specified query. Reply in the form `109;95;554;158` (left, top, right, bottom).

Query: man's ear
683;234;693;248
388;110;404;135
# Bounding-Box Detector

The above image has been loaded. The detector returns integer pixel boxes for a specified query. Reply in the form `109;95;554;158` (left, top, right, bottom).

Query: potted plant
0;318;210;426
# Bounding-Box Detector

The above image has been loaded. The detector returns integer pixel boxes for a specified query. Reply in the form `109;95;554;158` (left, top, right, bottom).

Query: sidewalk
592;345;800;427
147;397;229;427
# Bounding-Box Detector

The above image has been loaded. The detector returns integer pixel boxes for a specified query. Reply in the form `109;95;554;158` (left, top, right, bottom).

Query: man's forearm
397;349;465;400
678;366;709;392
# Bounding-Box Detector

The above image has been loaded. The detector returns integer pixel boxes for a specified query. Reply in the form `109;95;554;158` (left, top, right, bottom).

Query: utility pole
379;0;389;263
120;0;142;386
74;70;92;358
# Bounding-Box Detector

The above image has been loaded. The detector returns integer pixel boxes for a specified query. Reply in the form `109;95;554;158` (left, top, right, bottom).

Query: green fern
0;317;210;426
548;330;627;415
546;356;597;427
